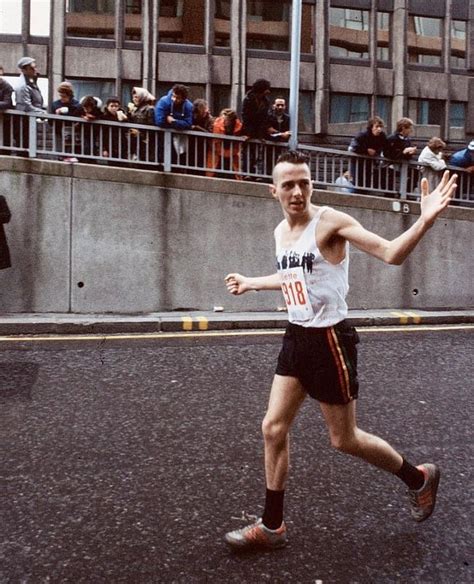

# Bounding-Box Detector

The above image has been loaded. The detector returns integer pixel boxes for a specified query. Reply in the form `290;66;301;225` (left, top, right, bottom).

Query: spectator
384;118;417;194
417;137;447;192
241;78;272;178
449;140;474;173
190;98;214;173
206;108;243;180
0;66;14;155
155;84;193;167
50;81;83;162
384;117;417;161
15;57;45;114
0;195;11;270
128;87;156;163
14;57;46;155
267;97;291;142
349;116;387;193
334;170;355;194
79;95;102;159
101;96;128;161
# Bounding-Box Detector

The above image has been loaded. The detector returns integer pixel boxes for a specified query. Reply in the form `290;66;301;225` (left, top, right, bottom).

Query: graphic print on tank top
275;208;349;328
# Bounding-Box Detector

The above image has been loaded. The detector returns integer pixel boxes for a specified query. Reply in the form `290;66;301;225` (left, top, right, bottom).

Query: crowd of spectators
0;56;473;194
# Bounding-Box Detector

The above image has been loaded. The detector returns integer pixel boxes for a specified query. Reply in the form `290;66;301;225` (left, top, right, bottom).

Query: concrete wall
0;157;473;314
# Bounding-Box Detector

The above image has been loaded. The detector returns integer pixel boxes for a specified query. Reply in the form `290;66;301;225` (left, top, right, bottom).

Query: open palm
420;171;457;226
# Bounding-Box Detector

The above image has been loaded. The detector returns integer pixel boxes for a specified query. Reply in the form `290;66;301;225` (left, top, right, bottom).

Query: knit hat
17;56;35;69
468;140;474;151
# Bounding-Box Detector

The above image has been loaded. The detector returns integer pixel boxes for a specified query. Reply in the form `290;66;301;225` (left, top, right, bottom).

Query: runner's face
271;162;312;217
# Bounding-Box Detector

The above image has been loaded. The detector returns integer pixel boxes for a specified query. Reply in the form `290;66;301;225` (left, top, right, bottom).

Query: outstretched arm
225;273;281;295
334;171;457;265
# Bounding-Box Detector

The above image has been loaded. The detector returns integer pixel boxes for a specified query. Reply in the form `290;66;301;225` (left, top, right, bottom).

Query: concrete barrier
0;156;473;313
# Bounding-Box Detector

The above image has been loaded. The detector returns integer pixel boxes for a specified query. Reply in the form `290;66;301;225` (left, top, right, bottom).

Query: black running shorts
275;320;360;405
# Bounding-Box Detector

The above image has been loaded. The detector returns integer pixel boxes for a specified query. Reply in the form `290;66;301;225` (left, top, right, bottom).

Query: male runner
224;150;456;550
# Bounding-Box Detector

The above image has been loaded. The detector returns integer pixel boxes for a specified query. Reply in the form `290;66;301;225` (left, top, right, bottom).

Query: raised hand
420;170;457;227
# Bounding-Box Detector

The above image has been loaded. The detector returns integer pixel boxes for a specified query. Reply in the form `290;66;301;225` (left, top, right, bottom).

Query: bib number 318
279;267;314;321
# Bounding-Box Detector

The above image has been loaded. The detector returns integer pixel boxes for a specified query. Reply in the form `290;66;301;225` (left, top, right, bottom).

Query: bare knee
262;416;289;446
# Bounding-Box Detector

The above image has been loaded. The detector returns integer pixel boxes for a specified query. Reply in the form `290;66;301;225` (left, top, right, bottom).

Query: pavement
0;308;473;335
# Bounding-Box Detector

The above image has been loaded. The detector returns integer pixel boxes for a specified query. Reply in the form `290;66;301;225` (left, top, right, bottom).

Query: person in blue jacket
449;141;474;173
154;84;193;130
155;84;193;167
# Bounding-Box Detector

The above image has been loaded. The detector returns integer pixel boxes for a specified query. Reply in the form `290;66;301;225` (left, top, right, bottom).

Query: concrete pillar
204;0;215;105
314;0;329;135
143;0;159;95
230;0;246;112
443;0;452;141
369;0;378;117
116;0;124;99
50;0;65;104
466;0;474;134
392;0;408;127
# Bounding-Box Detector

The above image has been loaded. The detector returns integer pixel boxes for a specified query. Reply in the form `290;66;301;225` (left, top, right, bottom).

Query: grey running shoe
408;463;440;522
224;518;287;550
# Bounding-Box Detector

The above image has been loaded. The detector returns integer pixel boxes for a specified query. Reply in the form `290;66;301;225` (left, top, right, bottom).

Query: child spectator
101;96;128;160
334;170;355;194
79;95;102;159
418;137;447;192
206;108;243;180
190;98;214;173
50;81;82;162
128;87;156;163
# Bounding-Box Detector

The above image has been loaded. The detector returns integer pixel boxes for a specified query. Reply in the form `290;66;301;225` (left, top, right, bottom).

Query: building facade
0;0;473;145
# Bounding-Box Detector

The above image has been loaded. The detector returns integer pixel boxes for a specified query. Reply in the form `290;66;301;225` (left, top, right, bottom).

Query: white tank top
275;207;349;328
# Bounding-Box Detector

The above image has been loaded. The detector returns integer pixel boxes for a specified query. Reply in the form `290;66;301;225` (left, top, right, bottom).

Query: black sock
262;488;285;529
395;458;425;490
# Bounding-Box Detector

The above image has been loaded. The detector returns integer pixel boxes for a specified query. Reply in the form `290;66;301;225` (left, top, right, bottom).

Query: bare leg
262;374;307;490
319;400;403;473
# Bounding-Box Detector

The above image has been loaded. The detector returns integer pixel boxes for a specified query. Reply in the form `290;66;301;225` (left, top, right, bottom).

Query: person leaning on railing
189;98;214;174
417;137;447;192
101;96;128;161
50;81;83;162
128;87;156;164
449;140;474;174
0;66;13;155
206;108;243;180
383;118;418;193
348;116;387;193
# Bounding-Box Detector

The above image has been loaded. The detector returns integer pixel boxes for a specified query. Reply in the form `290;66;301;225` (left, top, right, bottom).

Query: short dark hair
276;150;310;166
172;84;189;99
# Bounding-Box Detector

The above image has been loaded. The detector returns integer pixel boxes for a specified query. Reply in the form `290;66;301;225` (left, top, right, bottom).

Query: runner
224;150;456;550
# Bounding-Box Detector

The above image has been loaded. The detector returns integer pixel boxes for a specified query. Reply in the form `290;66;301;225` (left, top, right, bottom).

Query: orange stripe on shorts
326;327;351;402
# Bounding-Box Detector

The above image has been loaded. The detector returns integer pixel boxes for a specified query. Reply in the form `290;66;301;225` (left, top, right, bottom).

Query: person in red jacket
206;108;243;180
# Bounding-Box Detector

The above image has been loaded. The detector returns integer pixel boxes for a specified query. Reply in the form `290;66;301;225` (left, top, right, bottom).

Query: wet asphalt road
1;327;472;584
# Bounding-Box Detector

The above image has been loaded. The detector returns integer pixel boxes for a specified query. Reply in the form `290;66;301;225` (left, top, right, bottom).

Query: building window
330;94;369;123
214;0;231;47
30;0;51;36
70;79;116;104
408;16;442;66
159;0;205;45
451;20;466;68
66;0;116;39
409;99;444;126
449;102;465;128
301;3;314;54
247;0;290;51
125;0;141;41
375;97;391;128
376;12;390;61
212;85;231;117
0;0;22;34
329;8;369;59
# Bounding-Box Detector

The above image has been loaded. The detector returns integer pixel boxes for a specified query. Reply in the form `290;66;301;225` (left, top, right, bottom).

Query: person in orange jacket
206;108;243;180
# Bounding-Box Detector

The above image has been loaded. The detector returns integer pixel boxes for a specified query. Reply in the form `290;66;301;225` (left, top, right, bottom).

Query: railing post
163;130;172;172
28;115;37;158
399;162;408;199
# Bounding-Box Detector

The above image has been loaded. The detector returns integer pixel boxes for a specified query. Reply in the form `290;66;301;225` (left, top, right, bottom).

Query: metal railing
0;110;472;206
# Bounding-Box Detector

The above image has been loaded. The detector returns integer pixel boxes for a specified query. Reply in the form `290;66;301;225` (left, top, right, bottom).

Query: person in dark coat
50;81;83;161
348;116;387;193
384;117;418;193
100;96;128;161
241;78;272;178
0;195;11;270
0;66;14;155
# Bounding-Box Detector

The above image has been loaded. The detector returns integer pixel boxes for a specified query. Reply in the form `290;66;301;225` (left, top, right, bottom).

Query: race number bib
279;267;314;322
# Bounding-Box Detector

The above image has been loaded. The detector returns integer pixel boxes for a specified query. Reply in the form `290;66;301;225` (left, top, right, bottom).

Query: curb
0;310;472;336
